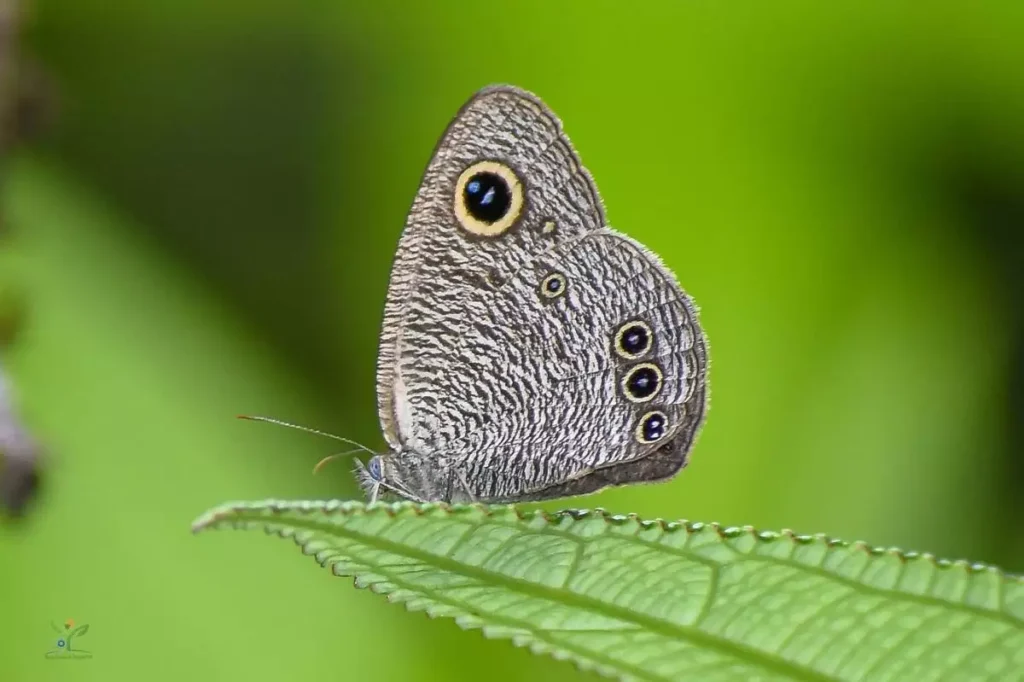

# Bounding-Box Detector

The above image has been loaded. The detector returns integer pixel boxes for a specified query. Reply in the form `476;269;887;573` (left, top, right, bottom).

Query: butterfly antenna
237;415;377;457
311;447;365;475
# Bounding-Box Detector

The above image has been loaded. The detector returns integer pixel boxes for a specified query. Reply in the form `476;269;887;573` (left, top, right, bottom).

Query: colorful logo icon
45;618;91;659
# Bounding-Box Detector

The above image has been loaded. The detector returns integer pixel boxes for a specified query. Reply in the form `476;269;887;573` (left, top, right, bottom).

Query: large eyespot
614;320;653;360
454;160;524;237
621;362;663;403
635;410;669;444
539;272;568;300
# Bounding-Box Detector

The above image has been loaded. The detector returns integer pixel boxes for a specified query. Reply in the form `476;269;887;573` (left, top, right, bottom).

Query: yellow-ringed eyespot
614;320;653;360
621;362;663;403
454;160;524;237
539;272;568;299
635;410;669;444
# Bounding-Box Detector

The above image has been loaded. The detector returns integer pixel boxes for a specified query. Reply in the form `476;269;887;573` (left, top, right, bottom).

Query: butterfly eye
621;362;663;403
635;410;669;444
614;320;653;359
367;456;384;481
539;272;568;299
454;160;524;237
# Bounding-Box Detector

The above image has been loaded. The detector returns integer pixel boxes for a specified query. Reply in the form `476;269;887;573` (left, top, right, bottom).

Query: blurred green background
2;1;1023;680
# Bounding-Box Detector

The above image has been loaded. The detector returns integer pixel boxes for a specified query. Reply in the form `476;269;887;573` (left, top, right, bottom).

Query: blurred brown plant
1;0;52;170
0;0;22;160
0;0;47;518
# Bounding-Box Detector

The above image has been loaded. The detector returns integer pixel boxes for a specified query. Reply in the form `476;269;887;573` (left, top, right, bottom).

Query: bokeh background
1;1;1022;680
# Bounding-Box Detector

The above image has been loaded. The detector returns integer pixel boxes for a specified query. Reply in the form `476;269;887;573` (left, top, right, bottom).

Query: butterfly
353;85;710;504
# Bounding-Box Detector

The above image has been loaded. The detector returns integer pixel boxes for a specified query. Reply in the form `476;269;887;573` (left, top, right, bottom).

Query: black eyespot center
615;321;653;359
463;171;511;224
454;161;523;238
540;272;567;299
627;366;660;400
621;362;663;403
638;411;669;443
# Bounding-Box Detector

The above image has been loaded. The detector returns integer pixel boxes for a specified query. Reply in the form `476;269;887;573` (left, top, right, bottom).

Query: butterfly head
355;452;428;504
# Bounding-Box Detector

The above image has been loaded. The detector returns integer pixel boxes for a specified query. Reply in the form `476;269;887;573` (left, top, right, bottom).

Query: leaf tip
190;500;253;534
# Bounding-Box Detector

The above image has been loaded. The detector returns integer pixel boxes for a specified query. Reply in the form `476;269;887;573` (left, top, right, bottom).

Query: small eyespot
454;160;524;237
539;272;568;299
614;321;653;359
621;362;663;403
635;410;669;444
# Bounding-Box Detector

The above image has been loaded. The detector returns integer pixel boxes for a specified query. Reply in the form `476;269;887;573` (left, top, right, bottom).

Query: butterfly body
363;85;709;504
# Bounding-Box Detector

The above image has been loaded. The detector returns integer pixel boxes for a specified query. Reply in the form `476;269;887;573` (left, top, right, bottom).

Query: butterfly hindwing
441;230;706;501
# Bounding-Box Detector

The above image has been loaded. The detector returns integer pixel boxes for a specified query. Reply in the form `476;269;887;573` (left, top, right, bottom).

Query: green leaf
72;624;89;637
193;500;1024;682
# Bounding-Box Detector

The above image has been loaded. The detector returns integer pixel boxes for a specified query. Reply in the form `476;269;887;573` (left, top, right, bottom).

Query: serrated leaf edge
192;499;1023;682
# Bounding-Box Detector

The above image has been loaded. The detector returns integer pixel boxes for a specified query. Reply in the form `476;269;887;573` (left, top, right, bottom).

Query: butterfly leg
452;467;478;504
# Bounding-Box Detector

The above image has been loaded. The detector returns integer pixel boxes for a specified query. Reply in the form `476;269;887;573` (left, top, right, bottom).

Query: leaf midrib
356;555;665;682
496;520;1020;628
255;515;836;682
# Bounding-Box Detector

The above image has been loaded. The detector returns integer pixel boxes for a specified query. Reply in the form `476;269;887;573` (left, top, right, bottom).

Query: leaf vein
287;516;836;682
